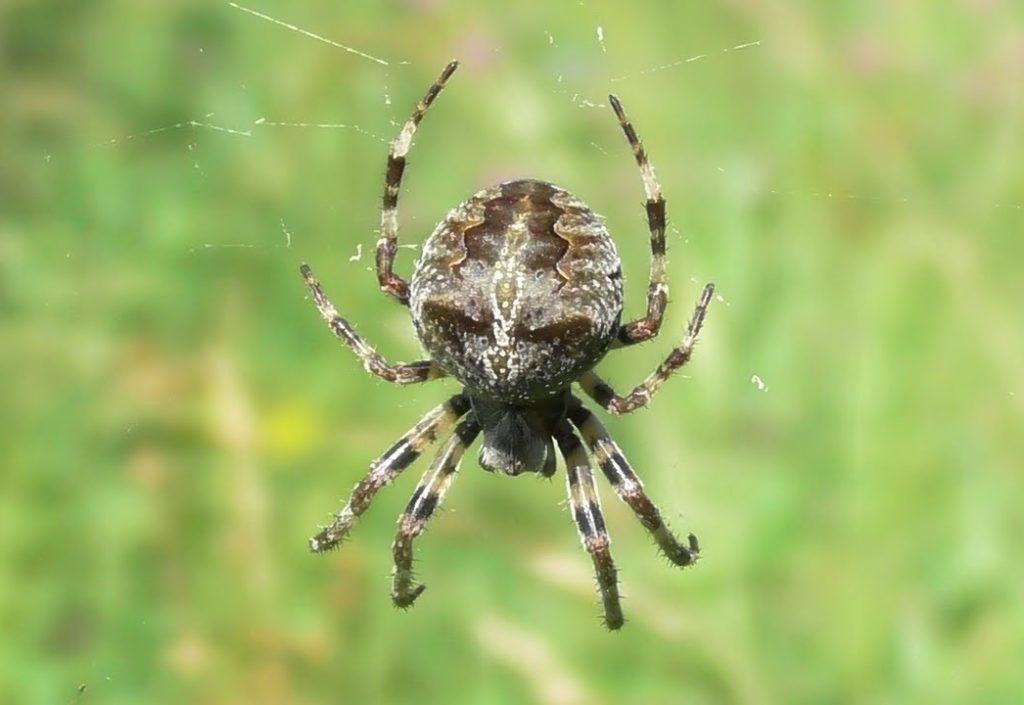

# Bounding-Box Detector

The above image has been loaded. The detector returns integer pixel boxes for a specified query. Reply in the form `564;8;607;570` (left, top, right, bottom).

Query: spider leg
300;263;446;383
577;283;714;414
554;420;624;630
309;394;469;552
568;398;700;567
377;60;460;306
392;417;480;607
607;94;671;348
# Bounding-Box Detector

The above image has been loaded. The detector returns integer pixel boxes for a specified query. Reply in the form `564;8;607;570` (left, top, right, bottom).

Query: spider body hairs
301;61;714;629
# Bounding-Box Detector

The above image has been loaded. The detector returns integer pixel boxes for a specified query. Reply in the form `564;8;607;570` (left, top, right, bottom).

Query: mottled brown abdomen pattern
410;179;623;403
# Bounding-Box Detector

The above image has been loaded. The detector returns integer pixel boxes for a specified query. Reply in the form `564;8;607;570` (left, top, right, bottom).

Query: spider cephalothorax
301;61;713;629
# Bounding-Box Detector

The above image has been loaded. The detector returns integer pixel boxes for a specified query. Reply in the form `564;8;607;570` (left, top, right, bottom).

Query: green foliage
2;1;1022;703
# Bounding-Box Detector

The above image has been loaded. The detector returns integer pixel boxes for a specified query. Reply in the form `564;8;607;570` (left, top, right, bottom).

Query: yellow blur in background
2;1;1023;703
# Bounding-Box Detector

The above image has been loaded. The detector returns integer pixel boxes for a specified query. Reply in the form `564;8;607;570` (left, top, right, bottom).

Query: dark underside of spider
409;178;624;475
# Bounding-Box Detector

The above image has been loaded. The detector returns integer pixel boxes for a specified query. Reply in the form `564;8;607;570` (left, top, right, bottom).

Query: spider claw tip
603;614;625;631
392;584;427;609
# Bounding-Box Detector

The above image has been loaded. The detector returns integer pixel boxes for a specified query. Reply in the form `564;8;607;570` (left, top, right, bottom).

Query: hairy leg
578;283;714;414
377;60;459;305
553;420;624;630
392;417;481;607
309;394;469;552
568;399;700;566
607;94;669;347
301;263;446;383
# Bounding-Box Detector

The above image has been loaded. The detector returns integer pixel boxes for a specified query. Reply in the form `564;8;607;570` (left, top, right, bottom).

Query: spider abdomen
410;179;623;404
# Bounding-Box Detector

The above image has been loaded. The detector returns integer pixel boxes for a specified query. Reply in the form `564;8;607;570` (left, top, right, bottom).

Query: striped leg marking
554;420;624;630
377;60;460;305
309;395;469;553
301;263;446;383
392;417;480;607
569;400;700;567
578;283;714;414
608;94;671;347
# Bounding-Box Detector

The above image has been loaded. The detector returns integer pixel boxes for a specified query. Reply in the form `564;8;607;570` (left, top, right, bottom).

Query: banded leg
578;283;714;414
569;399;700;567
377;60;460;305
309;394;470;552
301;263;445;383
392;417;481;607
554;420;624;630
609;94;669;347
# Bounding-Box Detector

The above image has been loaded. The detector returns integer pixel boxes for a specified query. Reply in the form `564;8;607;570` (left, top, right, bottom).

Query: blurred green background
3;1;1023;703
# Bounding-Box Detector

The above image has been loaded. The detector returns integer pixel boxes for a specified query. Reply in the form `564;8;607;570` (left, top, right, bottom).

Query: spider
301;60;713;629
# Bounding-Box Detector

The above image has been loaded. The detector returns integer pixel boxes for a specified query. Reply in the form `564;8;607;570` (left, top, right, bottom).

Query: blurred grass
2;0;1023;703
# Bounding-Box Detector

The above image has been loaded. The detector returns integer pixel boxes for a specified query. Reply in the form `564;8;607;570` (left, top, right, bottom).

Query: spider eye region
410;179;623;404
